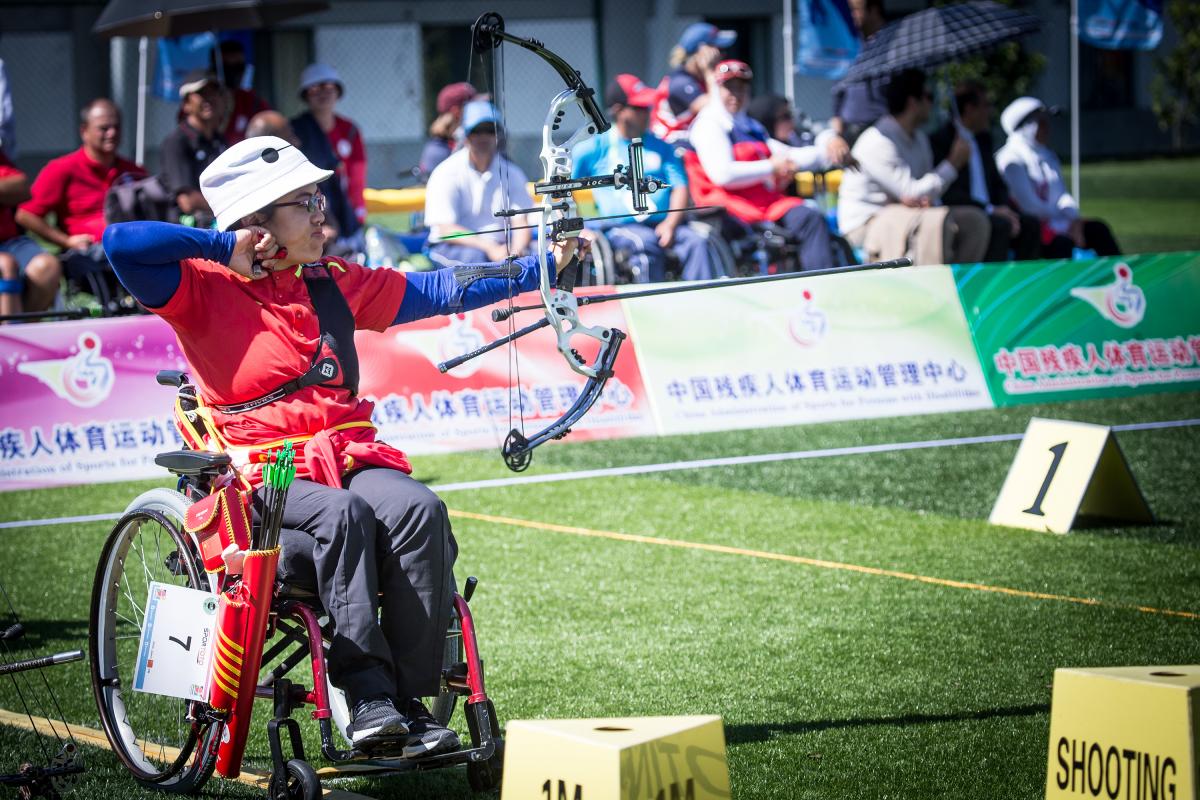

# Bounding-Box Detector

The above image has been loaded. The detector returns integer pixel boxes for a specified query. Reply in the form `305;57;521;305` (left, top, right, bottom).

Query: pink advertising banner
0;290;657;490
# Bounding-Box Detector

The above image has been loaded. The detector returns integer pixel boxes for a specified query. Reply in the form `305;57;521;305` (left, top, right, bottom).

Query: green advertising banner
953;252;1200;405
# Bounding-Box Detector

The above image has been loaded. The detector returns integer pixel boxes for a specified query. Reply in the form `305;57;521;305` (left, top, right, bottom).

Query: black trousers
256;467;457;706
1043;220;1122;259
983;212;1042;262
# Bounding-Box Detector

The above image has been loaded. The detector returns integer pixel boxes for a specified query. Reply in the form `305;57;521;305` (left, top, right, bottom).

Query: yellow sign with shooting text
500;715;730;800
989;417;1153;533
1046;666;1199;800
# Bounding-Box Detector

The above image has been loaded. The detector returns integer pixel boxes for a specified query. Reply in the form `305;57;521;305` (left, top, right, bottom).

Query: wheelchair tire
583;231;617;286
268;759;321;800
430;614;463;726
89;488;221;793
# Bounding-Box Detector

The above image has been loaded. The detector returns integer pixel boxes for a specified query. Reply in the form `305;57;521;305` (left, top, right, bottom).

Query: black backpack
105;174;172;224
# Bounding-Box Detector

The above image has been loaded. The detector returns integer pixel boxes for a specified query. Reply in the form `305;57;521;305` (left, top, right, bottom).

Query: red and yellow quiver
185;485;252;575
209;546;279;779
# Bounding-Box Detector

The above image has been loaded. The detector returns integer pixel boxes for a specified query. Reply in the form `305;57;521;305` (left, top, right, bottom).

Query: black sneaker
346;696;409;749
402;698;461;759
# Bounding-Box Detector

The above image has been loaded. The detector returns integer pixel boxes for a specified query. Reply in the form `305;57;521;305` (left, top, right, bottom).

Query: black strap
212;264;360;414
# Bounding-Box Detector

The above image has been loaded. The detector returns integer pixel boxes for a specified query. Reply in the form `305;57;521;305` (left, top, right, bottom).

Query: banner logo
17;332;115;407
789;290;829;346
1069;263;1146;329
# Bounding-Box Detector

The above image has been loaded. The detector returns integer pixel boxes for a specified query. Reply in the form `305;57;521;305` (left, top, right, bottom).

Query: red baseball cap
605;74;658;109
437;82;478;115
713;60;753;85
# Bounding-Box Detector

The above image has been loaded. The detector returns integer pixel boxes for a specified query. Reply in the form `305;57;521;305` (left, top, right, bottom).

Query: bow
439;11;663;471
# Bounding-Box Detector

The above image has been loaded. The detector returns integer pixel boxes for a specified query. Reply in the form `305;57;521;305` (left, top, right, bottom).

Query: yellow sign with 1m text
1046;666;1199;800
989;417;1153;533
500;715;730;800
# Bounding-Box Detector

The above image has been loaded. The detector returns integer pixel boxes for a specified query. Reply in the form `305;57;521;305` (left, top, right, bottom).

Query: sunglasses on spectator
268;192;326;214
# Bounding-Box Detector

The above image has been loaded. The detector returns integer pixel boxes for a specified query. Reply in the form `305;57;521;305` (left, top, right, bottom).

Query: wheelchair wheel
687;220;739;279
89;488;221;792
268;759;321;800
582;231;617;286
431;614;463;726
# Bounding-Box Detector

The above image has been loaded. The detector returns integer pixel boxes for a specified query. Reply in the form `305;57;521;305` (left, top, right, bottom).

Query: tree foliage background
1152;0;1200;150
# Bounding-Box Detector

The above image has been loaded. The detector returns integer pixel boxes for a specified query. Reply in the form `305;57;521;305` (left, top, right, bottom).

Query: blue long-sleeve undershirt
102;221;551;323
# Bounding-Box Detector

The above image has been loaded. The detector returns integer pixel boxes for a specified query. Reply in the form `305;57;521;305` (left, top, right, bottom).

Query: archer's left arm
393;253;553;324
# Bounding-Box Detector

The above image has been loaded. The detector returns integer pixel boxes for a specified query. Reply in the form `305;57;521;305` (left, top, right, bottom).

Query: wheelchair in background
88;370;503;799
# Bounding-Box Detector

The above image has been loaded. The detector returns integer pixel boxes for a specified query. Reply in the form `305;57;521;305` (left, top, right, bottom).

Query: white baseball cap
199;136;333;231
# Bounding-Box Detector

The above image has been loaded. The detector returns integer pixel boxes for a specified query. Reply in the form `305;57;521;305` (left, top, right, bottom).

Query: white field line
1;417;1196;532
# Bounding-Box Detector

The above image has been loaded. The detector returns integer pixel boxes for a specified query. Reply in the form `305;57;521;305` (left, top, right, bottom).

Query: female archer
102;135;581;756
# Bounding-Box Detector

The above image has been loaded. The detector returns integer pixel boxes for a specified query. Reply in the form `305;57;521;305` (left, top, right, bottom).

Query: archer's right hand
229;226;281;279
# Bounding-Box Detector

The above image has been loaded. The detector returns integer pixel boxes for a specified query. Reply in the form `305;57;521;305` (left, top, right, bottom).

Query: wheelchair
88;370;503;798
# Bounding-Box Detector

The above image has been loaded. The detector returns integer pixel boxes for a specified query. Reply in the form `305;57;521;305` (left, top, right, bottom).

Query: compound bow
437;11;911;472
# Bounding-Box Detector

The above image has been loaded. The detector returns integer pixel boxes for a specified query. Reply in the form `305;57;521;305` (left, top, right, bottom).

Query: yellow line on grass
0;709;376;799
448;509;1198;621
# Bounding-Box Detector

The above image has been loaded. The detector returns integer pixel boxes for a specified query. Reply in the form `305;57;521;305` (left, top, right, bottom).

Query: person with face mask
102;135;584;756
995;96;1120;258
213;40;272;146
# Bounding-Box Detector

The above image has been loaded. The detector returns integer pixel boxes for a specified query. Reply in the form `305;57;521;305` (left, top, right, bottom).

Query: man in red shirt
15;98;143;301
215;40;271;146
1;150;61;316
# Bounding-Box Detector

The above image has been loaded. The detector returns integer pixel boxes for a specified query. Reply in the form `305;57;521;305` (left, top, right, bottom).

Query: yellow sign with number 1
989;417;1153;533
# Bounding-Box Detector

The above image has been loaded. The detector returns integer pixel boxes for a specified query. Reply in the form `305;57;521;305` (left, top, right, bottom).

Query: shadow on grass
0;618;90;651
725;702;1050;744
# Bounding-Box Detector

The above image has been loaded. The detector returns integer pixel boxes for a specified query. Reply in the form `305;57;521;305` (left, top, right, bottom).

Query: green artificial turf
0;392;1197;798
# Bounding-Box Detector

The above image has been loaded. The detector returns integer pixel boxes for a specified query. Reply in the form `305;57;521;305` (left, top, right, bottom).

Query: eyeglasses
268;192;326;215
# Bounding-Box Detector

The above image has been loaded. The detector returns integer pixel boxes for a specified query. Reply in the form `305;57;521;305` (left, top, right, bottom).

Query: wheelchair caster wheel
269;758;320;800
467;739;504;792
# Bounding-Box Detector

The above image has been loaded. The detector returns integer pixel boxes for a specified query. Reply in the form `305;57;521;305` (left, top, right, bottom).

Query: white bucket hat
200;136;333;231
298;63;344;99
1000;96;1046;137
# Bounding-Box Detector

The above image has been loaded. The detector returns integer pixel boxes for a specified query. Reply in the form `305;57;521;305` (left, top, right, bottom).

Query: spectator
930;81;1040;262
995;96;1120;258
746;94;810;149
293;64;367;227
688;60;845;271
419;82;478;182
213;40;271;146
424;101;533;266
837;69;989;266
649;22;736;143
1;150;61;316
573;74;716;282
15;98;142;294
828;0;888;161
160;70;226;228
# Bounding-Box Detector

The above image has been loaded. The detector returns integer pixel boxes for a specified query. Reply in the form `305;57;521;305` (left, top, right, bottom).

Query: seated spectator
160;70;226;228
837;69;989;266
573;74;716;282
688;60;845;271
424;101;533;266
746;94;811;149
995;96;1120;259
1;149;61;316
15;98;140;296
827;0;889;159
293;64;367;228
650;23;736;143
214;40;271;146
930;81;1040;262
420;82;478;182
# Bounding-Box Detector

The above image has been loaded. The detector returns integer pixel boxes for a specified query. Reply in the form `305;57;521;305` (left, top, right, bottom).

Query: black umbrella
842;0;1041;83
92;0;330;38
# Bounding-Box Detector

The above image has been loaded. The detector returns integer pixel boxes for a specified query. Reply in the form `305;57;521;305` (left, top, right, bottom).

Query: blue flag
1079;0;1163;50
153;33;218;101
795;0;860;80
